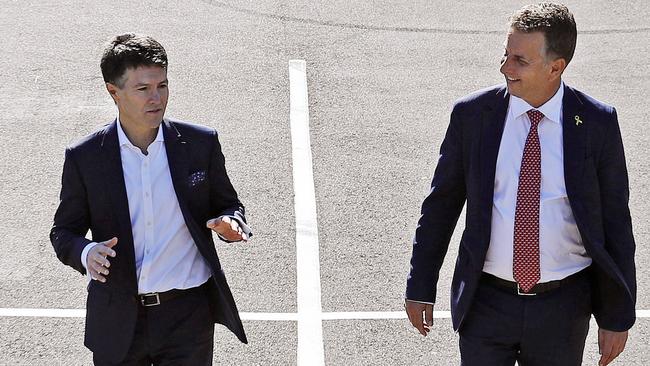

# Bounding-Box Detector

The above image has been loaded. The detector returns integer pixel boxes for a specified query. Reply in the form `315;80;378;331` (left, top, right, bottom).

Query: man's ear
548;57;567;82
106;83;120;104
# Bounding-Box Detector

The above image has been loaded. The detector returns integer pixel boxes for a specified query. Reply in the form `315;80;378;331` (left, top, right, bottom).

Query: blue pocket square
188;171;207;187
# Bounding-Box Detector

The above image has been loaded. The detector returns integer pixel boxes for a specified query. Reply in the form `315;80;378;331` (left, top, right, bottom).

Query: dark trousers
93;286;215;366
459;270;591;366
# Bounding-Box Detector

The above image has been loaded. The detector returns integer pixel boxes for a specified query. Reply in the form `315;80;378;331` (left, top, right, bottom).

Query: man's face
500;29;562;107
107;65;168;129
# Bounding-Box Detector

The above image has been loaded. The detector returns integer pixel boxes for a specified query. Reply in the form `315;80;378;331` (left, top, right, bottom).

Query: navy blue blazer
406;84;636;332
50;119;248;363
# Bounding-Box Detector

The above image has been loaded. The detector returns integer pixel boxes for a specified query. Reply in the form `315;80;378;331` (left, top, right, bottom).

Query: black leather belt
137;283;206;307
481;270;586;296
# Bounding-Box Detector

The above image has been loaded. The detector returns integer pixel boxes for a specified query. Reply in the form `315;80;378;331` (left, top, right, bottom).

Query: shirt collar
116;117;165;148
509;81;564;125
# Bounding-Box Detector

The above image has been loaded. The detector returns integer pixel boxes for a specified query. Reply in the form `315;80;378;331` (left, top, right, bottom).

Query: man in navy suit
405;3;636;366
50;34;251;365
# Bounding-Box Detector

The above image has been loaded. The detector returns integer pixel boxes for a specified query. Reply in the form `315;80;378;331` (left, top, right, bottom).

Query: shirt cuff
405;299;435;306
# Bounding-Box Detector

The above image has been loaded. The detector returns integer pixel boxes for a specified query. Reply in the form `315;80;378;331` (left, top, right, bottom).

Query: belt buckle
140;293;161;306
517;284;537;296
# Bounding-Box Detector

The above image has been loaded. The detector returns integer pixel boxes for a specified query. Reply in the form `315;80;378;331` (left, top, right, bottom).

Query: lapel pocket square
188;171;207;187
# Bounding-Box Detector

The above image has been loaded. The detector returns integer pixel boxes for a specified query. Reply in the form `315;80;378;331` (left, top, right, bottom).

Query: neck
119;118;158;154
527;80;562;108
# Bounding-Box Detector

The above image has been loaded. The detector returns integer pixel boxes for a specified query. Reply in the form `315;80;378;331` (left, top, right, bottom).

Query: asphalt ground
0;0;648;365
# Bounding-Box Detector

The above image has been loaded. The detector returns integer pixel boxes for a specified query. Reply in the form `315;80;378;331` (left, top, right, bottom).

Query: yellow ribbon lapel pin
574;115;583;126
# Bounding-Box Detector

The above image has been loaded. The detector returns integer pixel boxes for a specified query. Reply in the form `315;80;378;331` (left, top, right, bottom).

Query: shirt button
145;192;150;197
145;249;150;255
147;221;152;226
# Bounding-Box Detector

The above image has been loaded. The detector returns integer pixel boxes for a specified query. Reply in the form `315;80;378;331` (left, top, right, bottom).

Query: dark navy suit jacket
50;119;248;363
406;84;636;332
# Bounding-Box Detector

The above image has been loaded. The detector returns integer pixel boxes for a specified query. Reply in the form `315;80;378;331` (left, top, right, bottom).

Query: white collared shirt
81;119;211;293
483;83;592;282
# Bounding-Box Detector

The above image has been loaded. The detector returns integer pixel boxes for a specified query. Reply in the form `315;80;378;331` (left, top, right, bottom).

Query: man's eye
137;87;147;91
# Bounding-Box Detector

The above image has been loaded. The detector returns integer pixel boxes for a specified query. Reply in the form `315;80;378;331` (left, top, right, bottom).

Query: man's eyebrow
134;79;168;87
502;48;528;62
513;54;529;62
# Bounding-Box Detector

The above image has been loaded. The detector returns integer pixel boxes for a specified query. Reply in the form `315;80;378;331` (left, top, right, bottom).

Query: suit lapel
100;121;137;290
561;85;586;201
162;120;194;230
479;86;509;243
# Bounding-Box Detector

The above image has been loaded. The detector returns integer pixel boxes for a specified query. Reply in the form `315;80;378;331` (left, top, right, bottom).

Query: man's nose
149;90;161;103
499;56;510;75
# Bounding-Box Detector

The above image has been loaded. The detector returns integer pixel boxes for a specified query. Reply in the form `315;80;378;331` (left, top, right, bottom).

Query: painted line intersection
2;60;647;366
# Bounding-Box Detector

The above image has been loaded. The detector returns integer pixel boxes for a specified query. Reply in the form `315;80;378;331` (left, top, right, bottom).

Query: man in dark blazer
405;3;636;366
50;34;251;365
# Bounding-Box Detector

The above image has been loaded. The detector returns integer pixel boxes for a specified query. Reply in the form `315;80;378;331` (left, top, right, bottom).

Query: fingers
206;217;248;242
206;217;225;229
425;304;434;327
92;251;111;268
600;349;621;366
405;300;430;336
229;219;249;241
406;309;426;336
93;242;117;258
598;329;628;366
228;219;245;240
88;258;108;282
599;340;614;366
87;238;118;283
102;237;118;249
229;218;238;231
206;217;230;231
89;259;109;283
411;312;427;336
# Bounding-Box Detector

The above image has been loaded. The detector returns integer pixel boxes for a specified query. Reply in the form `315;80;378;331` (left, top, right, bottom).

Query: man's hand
405;299;433;336
87;237;118;283
598;328;628;366
206;216;248;242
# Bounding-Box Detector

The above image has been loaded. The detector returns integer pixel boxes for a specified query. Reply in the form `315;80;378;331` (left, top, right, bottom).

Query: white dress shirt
81;119;211;294
483;83;592;282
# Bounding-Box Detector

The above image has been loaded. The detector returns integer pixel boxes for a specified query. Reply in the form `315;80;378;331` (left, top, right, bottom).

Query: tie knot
526;109;544;127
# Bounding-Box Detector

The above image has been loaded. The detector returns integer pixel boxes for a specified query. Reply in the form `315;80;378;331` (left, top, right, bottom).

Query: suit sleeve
50;147;92;275
208;131;248;230
406;105;467;303
592;107;637;331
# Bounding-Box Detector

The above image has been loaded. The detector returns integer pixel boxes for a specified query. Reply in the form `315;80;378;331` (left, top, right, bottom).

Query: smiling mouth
506;76;520;82
146;109;162;114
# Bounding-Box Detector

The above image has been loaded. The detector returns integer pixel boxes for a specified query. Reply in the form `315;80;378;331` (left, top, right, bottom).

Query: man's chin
144;115;165;128
505;84;521;98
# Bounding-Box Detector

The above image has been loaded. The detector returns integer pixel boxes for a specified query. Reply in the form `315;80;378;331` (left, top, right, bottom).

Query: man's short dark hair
100;33;168;88
509;2;577;65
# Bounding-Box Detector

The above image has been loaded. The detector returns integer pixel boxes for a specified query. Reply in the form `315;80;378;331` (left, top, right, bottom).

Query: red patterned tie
513;109;544;293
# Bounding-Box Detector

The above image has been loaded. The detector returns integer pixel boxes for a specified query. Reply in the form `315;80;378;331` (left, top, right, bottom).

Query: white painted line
320;310;650;320
0;308;298;321
289;59;325;366
2;308;649;320
0;308;86;318
241;312;299;321
322;311;450;320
